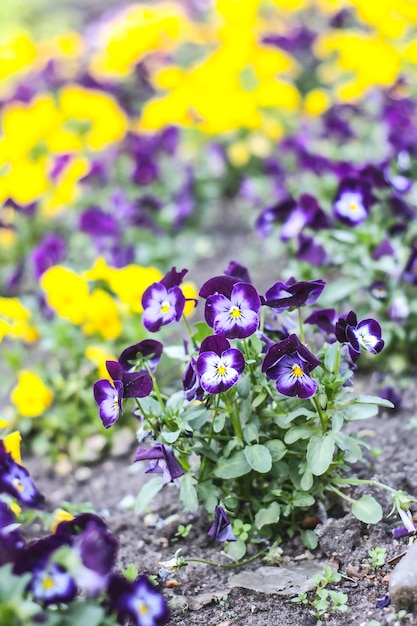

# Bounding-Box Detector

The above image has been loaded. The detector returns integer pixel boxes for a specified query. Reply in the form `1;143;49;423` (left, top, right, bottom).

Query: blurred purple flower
0;441;45;509
333;178;374;226
79;207;119;238
108;572;170;626
31;232;67;279
0;501;24;565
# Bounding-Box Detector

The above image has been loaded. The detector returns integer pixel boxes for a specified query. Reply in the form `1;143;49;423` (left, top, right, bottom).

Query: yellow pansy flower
41;156;90;217
11;371;53;418
4;430;22;464
40;266;90;325
85;345;117;379
107;265;163;313
0;32;37;83
50;508;75;533
83;288;122;340
182;282;198;317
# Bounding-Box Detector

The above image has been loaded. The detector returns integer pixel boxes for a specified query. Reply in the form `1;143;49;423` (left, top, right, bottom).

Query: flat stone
389;540;417;611
228;562;330;596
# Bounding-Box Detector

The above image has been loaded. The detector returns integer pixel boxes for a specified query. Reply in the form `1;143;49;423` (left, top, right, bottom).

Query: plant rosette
93;263;411;561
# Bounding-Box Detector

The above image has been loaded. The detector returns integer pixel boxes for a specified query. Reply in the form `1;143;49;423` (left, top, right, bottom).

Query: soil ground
26;373;417;626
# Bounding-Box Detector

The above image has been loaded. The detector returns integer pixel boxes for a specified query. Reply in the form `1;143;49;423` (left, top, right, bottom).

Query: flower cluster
95;262;393;558
0;436;170;626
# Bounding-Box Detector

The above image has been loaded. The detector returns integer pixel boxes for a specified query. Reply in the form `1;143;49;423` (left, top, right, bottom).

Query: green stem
311;395;328;433
144;364;165;412
332;477;398;495
328;485;355;505
186;549;267;569
182;313;198;350
334;342;342;375
298;308;305;344
227;392;243;440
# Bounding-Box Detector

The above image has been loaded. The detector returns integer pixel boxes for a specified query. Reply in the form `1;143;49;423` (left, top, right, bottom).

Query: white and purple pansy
335;310;384;356
332;177;374;226
0;441;45;509
142;282;186;332
204;281;261;339
197;335;245;394
262;334;321;399
93;379;124;429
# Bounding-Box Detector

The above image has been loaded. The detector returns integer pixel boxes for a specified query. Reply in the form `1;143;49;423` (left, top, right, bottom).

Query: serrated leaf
134;476;164;514
214;450;251;479
244;444;272;473
351;495;383;524
307;434;335;476
255;502;280;529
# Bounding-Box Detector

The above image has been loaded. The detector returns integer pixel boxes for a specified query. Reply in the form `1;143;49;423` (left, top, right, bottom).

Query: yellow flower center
348;202;357;211
135;601;149;615
229;306;242;319
291;364;303;378
160;300;171;314
217;365;227;376
43;577;55;590
13;478;24;492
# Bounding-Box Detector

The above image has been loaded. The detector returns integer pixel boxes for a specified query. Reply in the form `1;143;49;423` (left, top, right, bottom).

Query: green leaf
300;468;314;491
275;408;316;428
192;321;212;343
352;395;394;408
161;430;180;444
255;502;280;529
284;426;312;444
252;392;267;408
343;403;379;420
307;434;335;476
225;539;247;561
301;529;318;550
213;411;227;433
351;495;383;524
332;431;363;463
323;341;340;372
179;474;199;512
214;450;251;479
134;476;165;515
243;422;259;444
166;390;185;412
265;439;287;462
244;444;272;473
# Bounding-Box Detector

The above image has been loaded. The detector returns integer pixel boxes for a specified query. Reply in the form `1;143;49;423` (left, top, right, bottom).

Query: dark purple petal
262;334;321;375
304;308;337;334
197;348;245;394
161;267;188;289
333;178;374;226
262;279;325;311
375;594;391;609
200;335;231;356
31;233;67;279
106;360;124;381
118;340;163;372
108;573;170;626
122;371;153;398
79;207;119;238
224;261;252;284
142;283;186;332
205;283;260;339
199;275;241;299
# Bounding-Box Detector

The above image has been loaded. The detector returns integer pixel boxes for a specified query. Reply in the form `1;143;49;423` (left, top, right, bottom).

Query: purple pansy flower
0;501;24;565
296;234;329;266
108;573;170;626
304;308;337;336
142;267;188;332
224;261;252;284
332;178;374;226
182;357;204;402
207;506;237;542
261;278;325;312
0;441;45;509
31;232;67;279
134;443;184;484
403;245;417;285
197;335;245;394
14;534;77;606
335;311;384;356
262;334;321;399
256;194;329;240
204;281;261;339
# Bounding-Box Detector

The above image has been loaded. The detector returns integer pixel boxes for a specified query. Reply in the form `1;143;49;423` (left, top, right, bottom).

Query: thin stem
144;364;165;412
182;313;198;350
186;549;267;569
298;308;305;344
332;477;398;495
311;395;328;433
334;342;342;375
327;485;355;505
